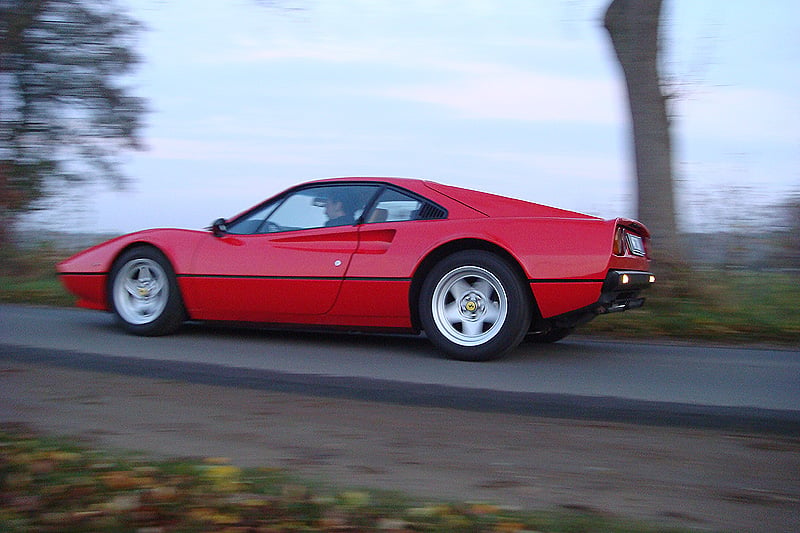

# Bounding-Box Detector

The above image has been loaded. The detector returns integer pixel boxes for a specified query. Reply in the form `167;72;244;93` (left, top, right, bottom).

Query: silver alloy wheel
430;265;508;346
112;258;169;325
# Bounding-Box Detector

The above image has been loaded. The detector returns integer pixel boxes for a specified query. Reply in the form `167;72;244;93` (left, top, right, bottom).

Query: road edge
2;343;799;436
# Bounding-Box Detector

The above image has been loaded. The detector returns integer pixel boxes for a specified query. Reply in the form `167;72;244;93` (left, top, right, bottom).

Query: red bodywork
58;177;652;332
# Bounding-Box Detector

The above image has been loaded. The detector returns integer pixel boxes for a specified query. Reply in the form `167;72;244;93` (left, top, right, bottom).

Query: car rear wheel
109;246;185;336
420;251;531;361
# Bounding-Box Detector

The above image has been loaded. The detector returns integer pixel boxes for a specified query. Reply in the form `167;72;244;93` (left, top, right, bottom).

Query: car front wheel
109;246;185;336
420;251;531;361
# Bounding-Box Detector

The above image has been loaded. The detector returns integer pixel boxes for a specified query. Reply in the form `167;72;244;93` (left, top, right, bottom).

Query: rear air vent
417;203;447;220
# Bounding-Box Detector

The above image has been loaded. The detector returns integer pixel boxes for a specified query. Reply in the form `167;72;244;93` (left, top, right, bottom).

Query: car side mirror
210;218;228;237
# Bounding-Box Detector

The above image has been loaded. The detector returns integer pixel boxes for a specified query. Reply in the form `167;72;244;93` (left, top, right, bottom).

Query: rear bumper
597;270;656;314
545;270;655;329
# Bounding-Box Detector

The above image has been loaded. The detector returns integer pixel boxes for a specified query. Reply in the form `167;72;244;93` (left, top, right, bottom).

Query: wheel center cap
461;293;484;317
138;287;150;297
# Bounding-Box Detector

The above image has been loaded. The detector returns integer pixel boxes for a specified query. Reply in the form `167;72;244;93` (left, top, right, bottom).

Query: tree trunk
603;0;684;270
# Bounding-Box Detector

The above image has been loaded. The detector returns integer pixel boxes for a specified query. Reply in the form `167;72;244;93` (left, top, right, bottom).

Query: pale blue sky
46;0;799;233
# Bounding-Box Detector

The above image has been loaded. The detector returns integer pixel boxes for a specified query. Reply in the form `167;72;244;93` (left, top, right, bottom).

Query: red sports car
57;177;655;360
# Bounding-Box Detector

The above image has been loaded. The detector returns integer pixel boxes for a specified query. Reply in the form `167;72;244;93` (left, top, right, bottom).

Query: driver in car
324;191;356;227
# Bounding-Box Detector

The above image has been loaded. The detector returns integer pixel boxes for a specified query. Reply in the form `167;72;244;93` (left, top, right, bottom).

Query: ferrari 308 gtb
57;177;655;360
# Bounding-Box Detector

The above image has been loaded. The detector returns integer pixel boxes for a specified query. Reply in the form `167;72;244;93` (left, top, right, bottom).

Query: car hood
57;228;208;274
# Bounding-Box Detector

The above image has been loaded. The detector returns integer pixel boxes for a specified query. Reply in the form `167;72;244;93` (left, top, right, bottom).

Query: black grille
417;203;447;220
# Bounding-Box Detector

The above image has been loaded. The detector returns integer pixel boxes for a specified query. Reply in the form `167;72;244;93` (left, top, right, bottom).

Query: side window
365;188;446;223
224;184;443;235
225;200;278;235
267;191;327;230
263;185;378;233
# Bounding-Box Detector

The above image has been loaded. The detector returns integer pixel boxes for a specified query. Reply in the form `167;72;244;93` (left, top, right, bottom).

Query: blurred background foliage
0;0;145;246
0;0;797;344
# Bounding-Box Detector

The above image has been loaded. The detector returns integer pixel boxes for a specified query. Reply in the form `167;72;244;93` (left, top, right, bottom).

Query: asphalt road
3;304;800;531
1;304;798;433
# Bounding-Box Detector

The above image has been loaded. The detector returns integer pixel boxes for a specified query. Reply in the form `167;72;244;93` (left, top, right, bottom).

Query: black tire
527;326;574;343
108;246;185;336
419;250;532;361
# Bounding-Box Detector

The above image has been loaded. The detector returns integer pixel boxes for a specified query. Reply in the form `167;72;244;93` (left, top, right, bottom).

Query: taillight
614;227;647;257
613;227;626;255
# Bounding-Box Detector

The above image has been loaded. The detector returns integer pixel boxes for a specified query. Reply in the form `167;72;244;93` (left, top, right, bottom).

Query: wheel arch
106;241;185;313
408;238;541;331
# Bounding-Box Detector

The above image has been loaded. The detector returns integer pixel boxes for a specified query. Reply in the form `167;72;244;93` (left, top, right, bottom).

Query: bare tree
776;194;800;270
603;0;684;271
0;0;146;246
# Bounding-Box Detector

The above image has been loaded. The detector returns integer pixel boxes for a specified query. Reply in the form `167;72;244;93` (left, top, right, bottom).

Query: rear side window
365;188;447;223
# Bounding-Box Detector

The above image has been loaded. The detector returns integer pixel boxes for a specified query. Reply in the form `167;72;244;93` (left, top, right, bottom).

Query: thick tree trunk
603;0;684;270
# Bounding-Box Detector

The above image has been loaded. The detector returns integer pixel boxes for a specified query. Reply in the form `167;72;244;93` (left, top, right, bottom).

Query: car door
183;184;379;322
327;186;449;325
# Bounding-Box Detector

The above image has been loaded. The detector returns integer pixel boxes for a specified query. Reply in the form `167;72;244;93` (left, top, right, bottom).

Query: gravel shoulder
2;362;799;532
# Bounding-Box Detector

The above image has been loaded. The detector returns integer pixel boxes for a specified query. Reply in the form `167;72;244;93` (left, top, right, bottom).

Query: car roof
307;177;598;220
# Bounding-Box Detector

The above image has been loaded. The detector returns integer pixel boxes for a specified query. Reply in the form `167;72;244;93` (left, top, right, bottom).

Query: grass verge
584;269;800;345
0;245;76;307
0;427;695;532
